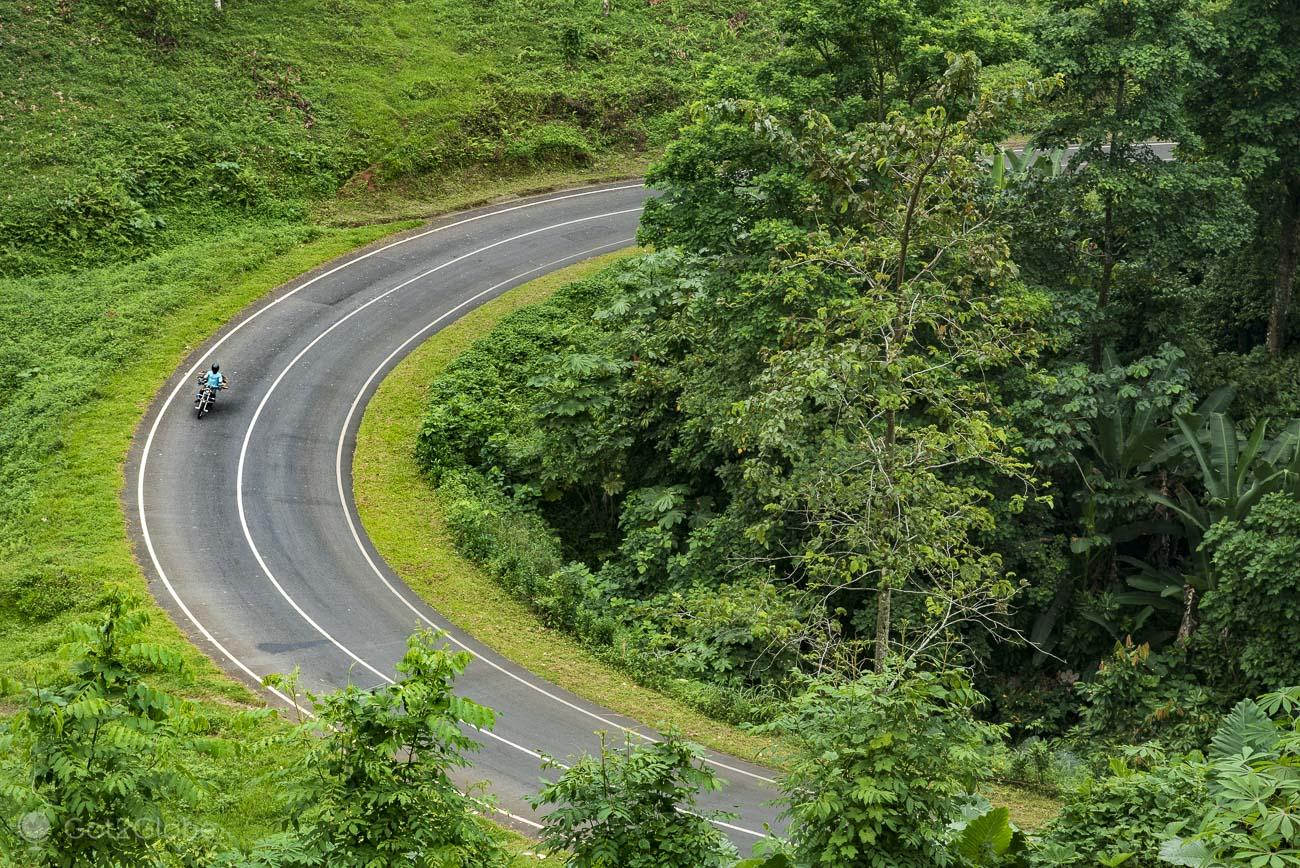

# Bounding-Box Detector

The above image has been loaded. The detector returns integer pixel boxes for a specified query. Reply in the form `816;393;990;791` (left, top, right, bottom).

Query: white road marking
234;219;767;836
135;184;768;839
234;208;643;686
332;244;780;788
137;184;643;692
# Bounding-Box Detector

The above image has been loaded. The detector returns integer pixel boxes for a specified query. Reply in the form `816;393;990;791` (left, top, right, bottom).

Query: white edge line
136;184;643;693
134;185;766;838
332;243;779;788
233;208;643;688
132;187;639;776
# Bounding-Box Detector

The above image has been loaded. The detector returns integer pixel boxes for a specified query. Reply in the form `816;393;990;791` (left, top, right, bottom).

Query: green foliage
441;470;566;606
504;123;594;168
1021;0;1250;359
264;631;508;867
760;666;999;867
622;578;806;690
775;0;1027;122
0;593;241;865
1015;345;1194;658
113;0;208;47
1160;689;1300;866
1074;640;1160;741
997;738;1084;797
1199;494;1300;690
1189;0;1300;355
950;802;1030;866
717;65;1050;669
529;731;737;868
1032;749;1207;867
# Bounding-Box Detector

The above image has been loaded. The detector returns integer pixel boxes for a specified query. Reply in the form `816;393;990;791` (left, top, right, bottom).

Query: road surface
125;182;783;850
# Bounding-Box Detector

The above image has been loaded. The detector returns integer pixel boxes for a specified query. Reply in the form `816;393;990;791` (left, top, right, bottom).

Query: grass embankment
351;252;1064;829
353;250;773;765
0;181;636;856
1;0;781;275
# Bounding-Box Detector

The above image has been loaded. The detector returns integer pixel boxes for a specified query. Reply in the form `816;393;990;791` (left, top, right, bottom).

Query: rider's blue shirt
206;370;223;389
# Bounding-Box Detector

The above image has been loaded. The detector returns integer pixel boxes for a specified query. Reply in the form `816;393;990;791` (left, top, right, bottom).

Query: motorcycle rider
195;362;227;408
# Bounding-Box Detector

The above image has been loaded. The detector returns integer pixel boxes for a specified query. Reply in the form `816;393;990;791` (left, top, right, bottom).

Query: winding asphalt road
125;182;783;849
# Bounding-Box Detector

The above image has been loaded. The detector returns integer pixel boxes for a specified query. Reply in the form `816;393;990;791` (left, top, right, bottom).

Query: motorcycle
194;376;227;419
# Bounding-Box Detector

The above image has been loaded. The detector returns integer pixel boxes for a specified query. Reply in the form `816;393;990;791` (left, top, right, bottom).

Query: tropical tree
775;0;1024;122
1015;345;1196;659
267;631;508;867
760;665;997;867
529;731;736;868
1030;0;1239;365
1190;0;1300;356
725;56;1050;670
1126;411;1300;642
0;593;234;865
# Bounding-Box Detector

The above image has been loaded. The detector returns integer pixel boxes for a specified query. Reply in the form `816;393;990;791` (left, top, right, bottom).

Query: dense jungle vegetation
411;0;1300;863
0;0;794;860
4;0;1300;863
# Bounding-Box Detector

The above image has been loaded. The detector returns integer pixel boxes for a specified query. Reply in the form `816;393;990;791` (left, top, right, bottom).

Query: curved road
125;182;783;849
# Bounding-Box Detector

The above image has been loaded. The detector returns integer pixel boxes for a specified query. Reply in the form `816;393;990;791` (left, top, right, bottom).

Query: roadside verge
351;249;777;765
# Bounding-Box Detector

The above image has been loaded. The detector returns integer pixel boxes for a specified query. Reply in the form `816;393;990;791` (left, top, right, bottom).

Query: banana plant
990;146;1066;189
1120;414;1300;640
1030;348;1193;661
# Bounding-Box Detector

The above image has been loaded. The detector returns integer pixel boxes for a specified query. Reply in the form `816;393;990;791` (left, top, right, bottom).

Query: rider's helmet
211;363;220;373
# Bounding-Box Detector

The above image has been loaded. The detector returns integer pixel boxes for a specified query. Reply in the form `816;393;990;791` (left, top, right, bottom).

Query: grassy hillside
0;0;780;275
0;0;786;850
0;0;786;665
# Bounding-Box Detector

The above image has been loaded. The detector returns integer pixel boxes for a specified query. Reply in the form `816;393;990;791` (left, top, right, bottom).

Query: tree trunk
1093;73;1126;369
1267;178;1300;356
1176;584;1198;644
1094;199;1115;369
874;580;891;672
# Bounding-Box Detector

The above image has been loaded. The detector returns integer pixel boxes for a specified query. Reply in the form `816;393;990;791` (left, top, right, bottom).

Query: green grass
352;250;778;765
0;222;404;848
352;251;1064;831
984;782;1063;833
0;173;657;849
0;0;782;275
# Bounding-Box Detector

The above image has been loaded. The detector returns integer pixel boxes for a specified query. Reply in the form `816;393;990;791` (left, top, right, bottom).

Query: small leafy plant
529;730;737;868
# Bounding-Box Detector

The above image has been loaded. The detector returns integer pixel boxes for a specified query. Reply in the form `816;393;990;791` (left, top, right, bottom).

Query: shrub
1162;688;1300;865
440;471;565;601
0;594;236;865
265;631;508;867
621;577;805;691
1200;492;1300;691
114;0;208;47
1074;640;1216;749
1031;749;1206;867
504;122;594;167
529;731;737;868
998;738;1083;796
759;666;1000;867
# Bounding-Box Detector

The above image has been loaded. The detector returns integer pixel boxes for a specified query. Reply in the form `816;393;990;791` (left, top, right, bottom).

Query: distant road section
126;182;783;845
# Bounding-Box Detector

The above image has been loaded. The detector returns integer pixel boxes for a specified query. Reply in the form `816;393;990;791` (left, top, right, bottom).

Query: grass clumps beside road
352;249;774;765
0;0;782;277
352;252;1064;831
0;220;405;849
